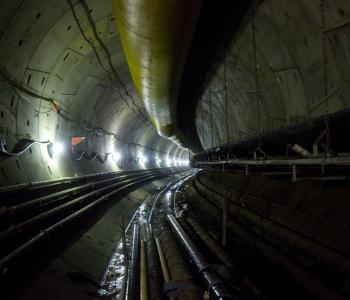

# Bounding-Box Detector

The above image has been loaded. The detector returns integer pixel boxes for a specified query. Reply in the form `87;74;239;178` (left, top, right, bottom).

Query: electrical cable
0;127;50;158
0;2;183;161
0;69;77;122
0;72;167;160
67;0;156;133
320;0;331;153
268;0;291;125
252;5;262;144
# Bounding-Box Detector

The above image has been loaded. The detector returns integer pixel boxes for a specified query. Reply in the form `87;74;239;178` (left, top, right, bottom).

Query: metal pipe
0;171;154;226
166;214;233;299
1;168;175;228
125;224;140;300
0;168;157;195
1;168;168;214
0;168;169;208
0;172;176;270
140;239;149;300
184;215;266;299
0;172;170;257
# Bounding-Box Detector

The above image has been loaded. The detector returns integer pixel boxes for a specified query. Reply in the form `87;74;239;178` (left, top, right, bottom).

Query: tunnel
1;0;350;299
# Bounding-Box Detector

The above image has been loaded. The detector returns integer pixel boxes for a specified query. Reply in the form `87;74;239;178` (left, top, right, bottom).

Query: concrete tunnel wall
196;0;350;150
1;0;350;182
1;1;350;298
0;0;188;186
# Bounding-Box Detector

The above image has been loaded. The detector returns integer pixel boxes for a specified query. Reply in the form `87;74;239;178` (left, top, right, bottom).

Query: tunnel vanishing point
1;0;350;299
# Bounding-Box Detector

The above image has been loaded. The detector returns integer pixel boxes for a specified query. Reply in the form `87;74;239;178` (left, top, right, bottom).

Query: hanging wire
66;0;157;133
252;5;262;143
320;0;331;154
224;51;230;145
209;89;214;148
201;86;205;149
268;0;291;125
0;68;168;154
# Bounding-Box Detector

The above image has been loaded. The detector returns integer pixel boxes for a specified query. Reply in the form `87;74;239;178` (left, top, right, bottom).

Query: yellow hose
112;0;202;139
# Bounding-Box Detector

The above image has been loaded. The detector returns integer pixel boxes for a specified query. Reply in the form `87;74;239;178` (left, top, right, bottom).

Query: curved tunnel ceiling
112;0;202;146
1;2;350;299
0;0;189;185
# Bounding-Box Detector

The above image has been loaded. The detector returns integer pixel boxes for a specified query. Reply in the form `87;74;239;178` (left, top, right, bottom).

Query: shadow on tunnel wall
177;0;254;152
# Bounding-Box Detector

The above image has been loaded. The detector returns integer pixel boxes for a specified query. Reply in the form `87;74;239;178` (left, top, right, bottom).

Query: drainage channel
97;168;253;300
97;169;197;298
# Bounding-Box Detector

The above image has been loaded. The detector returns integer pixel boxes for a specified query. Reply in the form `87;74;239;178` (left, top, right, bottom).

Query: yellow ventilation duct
112;0;202;145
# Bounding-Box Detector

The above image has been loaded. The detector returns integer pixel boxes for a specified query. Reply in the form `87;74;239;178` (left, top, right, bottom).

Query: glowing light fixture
139;154;148;164
114;151;121;162
47;142;64;158
165;158;172;167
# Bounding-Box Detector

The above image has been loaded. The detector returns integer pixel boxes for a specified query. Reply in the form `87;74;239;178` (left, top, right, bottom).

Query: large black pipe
0;171;175;258
0;168;156;195
0;170;162;226
193;108;350;160
0;168;177;206
0;175;153;276
166;214;235;299
0;170;180;271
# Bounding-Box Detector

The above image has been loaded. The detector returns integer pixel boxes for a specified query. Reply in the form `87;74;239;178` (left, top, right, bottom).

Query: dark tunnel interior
1;0;350;299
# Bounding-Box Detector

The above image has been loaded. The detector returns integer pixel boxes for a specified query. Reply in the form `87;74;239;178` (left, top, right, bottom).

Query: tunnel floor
1;167;348;299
